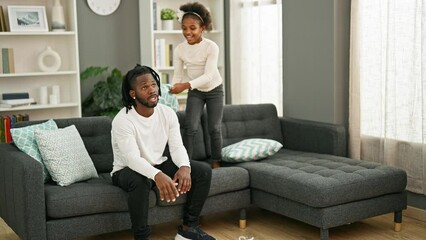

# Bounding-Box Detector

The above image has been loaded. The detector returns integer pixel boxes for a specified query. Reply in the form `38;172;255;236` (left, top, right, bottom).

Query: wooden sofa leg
394;210;402;232
212;160;221;169
320;228;329;240
239;209;246;229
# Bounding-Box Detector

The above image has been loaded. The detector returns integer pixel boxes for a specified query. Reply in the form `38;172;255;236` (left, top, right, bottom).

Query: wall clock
87;0;121;16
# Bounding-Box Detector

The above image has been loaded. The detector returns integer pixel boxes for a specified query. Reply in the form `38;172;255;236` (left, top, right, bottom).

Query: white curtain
229;0;283;116
349;0;426;195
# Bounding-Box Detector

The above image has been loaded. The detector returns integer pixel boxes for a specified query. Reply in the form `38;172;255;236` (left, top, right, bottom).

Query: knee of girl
209;126;221;136
184;127;199;136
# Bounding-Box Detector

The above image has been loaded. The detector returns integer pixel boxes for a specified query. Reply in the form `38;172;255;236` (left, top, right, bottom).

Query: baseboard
403;206;426;222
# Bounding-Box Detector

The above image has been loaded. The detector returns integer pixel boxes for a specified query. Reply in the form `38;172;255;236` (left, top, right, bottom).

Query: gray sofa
0;103;407;240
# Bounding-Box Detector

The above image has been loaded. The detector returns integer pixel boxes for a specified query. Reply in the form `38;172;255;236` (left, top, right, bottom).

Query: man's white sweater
111;104;190;180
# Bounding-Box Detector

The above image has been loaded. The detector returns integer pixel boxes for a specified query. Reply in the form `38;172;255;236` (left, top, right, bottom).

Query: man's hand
173;166;191;194
154;172;179;203
169;83;190;94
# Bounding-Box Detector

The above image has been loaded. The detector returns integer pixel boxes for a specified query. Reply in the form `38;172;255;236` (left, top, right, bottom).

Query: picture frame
7;5;48;32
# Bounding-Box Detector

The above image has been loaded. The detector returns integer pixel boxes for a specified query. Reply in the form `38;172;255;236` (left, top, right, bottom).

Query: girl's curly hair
180;2;213;31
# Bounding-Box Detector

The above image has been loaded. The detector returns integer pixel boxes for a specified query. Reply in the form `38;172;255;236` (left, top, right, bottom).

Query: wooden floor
1;207;426;240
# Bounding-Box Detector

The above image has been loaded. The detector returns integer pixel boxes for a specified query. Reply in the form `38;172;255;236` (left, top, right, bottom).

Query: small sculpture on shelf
37;46;61;72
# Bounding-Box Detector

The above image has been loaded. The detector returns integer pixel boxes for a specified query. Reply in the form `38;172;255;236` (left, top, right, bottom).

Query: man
111;65;215;240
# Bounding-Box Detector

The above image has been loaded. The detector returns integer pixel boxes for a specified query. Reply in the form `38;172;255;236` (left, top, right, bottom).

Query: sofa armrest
0;143;47;240
279;117;347;157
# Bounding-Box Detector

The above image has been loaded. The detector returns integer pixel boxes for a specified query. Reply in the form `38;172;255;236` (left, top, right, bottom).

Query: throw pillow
10;119;58;182
221;138;283;163
34;125;98;186
159;83;179;111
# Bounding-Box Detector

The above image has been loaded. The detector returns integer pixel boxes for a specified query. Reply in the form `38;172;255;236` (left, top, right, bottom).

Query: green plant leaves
161;8;176;20
80;66;123;117
80;66;108;80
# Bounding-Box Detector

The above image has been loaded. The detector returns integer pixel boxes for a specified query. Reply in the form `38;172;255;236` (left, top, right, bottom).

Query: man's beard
135;94;158;108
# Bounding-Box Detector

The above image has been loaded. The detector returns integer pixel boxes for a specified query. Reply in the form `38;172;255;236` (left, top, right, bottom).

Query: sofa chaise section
220;104;407;240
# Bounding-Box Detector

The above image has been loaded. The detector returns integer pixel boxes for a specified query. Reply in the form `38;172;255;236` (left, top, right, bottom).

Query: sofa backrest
14;116;113;173
176;104;283;160
221;103;283;147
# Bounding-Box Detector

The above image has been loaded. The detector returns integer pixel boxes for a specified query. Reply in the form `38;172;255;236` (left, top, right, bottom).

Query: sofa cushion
45;173;157;218
222;138;283;163
10;119;58;182
208;166;250;196
237;149;407;208
222;104;283;147
14;116;114;173
35;125;99;186
156;166;250;206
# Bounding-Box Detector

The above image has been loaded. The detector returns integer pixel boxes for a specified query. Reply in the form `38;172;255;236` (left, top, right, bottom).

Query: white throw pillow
221;138;283;163
35;125;98;186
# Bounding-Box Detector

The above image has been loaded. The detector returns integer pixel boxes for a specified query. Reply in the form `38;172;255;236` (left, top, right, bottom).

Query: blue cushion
10;119;58;182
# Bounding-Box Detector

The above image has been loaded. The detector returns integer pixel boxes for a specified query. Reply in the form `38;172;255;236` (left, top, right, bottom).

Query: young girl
169;2;223;168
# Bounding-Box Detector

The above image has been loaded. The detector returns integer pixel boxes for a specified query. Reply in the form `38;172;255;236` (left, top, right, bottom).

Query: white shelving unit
0;0;81;120
139;0;225;110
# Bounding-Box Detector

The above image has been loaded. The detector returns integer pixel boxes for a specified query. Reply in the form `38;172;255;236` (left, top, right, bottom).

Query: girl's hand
169;83;190;94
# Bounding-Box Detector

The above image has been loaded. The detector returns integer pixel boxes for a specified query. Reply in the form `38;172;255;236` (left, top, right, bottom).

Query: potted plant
160;8;176;30
80;66;123;117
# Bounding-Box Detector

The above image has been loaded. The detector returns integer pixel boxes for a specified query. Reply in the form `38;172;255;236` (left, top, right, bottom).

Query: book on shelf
0;114;29;143
1;48;15;74
154;39;174;68
0;98;36;108
165;44;174;67
166;43;170;67
1;98;35;105
2;48;9;74
168;44;173;67
0;116;4;143
0;103;35;108
154;39;160;67
3;116;11;143
161;72;170;83
153;1;157;30
8;48;15;73
155;38;167;68
0;50;2;73
2;92;30;100
0;5;7;32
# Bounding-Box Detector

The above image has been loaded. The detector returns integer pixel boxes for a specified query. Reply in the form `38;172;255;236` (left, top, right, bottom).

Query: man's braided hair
122;64;161;113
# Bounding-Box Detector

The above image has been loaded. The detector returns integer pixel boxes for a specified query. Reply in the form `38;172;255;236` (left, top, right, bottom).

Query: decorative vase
51;85;61;104
39;86;48;105
38;46;62;72
51;0;66;31
162;20;174;30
